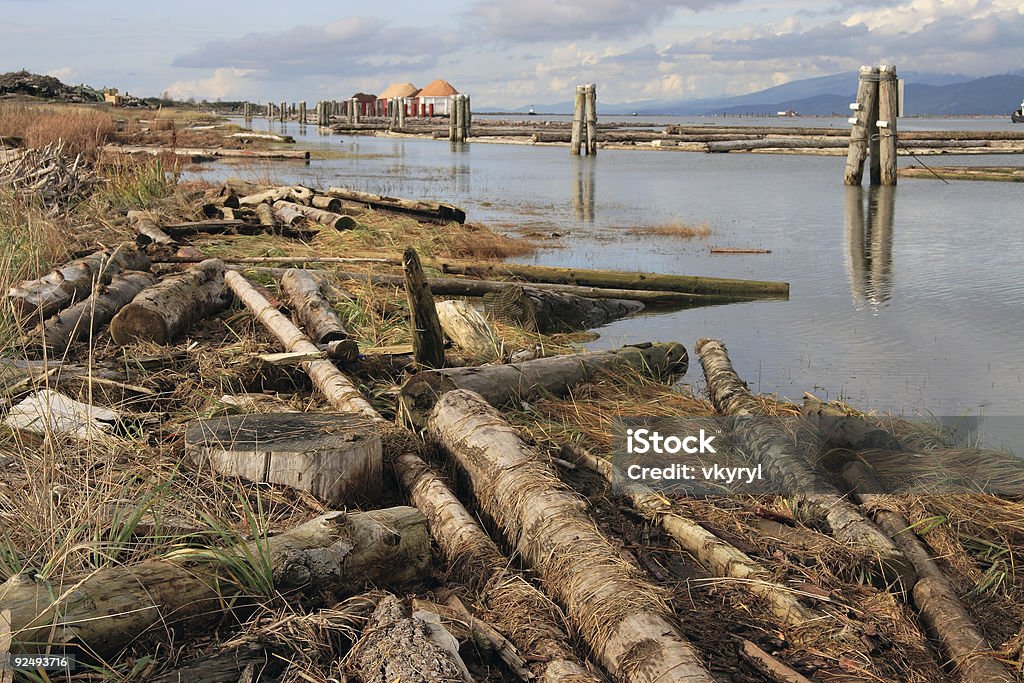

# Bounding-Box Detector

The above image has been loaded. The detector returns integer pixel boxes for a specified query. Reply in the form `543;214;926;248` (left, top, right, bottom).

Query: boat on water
528;106;536;116
1013;99;1024;123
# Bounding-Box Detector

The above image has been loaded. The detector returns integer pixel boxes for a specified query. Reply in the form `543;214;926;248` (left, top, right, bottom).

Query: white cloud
164;67;260;101
45;66;76;82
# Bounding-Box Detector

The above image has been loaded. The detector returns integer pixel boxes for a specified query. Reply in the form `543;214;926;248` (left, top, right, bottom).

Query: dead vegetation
625;220;713;239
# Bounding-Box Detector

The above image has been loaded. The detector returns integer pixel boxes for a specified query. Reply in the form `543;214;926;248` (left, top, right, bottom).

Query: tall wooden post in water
878;65;899;186
571;86;586;155
279;101;287;122
585;84;597;155
464;95;471;138
298;101;306;124
398;97;407;129
449;96;457;141
844;66;880;185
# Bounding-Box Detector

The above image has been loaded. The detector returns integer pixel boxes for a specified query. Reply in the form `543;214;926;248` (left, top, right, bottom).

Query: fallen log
311;195;343;212
841;461;1015;683
33;271;158;352
435;300;500;361
110;259;229;345
127;210;175;245
695;338;912;585
395;452;601;683
254;202;277;229
423;389;715;683
160;219;249;239
280;269;350;344
326;186;466;224
7;243;150;320
282;201;357;230
483;285;642;332
270;200;310;227
347;594;473;683
239;186;314;207
404;247;446;369
400;342;687;427
564;443;819;629
102;144;310;161
801;397;903;452
738;640;814;683
0;508;430;658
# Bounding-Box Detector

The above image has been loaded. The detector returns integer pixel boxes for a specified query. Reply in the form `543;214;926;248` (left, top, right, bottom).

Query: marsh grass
626;220;713;239
0;103;114;160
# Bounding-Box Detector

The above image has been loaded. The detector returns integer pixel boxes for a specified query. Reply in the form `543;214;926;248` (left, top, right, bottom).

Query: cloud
466;0;739;43
164;67;261;101
45;66;76;82
172;17;457;79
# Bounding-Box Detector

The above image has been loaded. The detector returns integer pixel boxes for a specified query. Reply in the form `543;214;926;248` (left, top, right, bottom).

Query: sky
1;0;1021;107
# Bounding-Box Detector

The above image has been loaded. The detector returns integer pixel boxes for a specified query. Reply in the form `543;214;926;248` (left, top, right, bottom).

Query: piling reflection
573;157;596;222
845;185;895;309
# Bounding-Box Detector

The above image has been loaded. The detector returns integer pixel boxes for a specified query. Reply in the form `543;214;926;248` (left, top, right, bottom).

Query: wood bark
186;412;382;505
239;186;314;207
160;219;248;239
424;389;715;683
435;300;500;361
801;398;903;452
845;66;880;186
326;186;466;224
280;268;350;344
34;271;157;352
104;145;310;161
395;453;601;683
7;243;150;320
225;271;380;421
403;247;446;369
281;201;357;230
127;210;175;245
841;461;1015;683
483;285;642;332
0;508;430;658
401;342;687;427
694;338;913;585
271;200;310;227
311;195;343;212
110;259;229;345
565;444;818;629
706;139;849;152
254;202;277;229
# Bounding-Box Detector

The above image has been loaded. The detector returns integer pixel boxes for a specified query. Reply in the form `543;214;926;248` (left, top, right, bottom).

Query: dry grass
626;220;713;239
0;103;115;159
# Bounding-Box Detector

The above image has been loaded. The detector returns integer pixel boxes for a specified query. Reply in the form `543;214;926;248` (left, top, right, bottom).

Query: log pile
0;140;101;210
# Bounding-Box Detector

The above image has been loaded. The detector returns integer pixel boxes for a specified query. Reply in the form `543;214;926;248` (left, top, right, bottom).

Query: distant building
350;92;378;117
417;79;459;116
103;88;123;107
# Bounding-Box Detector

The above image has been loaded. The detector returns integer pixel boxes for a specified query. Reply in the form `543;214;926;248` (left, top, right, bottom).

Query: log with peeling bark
33;271;158;352
400;342;687;427
326;186;466;224
311;195;343;212
404;247;446;369
127;210;175;245
395;452;602;683
225;271;380;421
0;508;430;658
239;186;314;207
103;144;311;161
271;200;311;227
695;338;913;585
280;268;350;344
483;285;643;332
160;219;249;239
110;259;229;345
7;243;150;320
347;593;474;683
564;443;819;629
423;389;715;683
283;201;358;230
435;300;500;361
253;202;277;229
840;461;1015;683
801;397;903;452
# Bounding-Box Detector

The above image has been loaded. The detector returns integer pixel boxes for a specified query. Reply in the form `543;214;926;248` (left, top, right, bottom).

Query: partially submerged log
185;412;382;505
395;452;600;682
424;389;715;683
695;338;912;584
7;243;150;320
128;210;175;245
280;269;350;344
326;186;466;224
435;300;500;361
110;259;229;345
841;461;1015;683
401;342;687;427
1;508;430;657
403;247;446;369
34;271;158;352
483;285;642;332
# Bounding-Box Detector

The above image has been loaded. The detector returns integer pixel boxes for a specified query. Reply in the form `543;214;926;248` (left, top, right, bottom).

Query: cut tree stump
110;259;229;345
280;268;351;344
185;412;382;505
435;300;500;361
482;285;642;332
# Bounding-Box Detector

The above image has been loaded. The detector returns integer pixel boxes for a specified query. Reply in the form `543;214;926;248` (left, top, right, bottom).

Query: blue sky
2;0;1019;107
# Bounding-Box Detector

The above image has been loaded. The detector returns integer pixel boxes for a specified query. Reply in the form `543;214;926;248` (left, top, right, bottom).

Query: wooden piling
450;96;459;142
350;97;358;125
464;94;471;138
298;101;306;124
585;84;597;155
878;65;899;186
398;96;406;129
571;85;585;155
844;66;880;186
279;101;286;122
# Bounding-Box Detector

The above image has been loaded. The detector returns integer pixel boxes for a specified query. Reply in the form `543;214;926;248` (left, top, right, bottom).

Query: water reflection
845;185;895;309
573;157;596;222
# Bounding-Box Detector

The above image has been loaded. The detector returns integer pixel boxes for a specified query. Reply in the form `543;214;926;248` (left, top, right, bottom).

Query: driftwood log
326;186;466;224
34;271;157;352
271;200;310;227
801;398;903;451
395;452;601;682
280;269;350;344
238;186;314;207
127;210;175;245
400;342;687;427
403;247;446;369
695;338;912;584
435;300;500;361
424;389;715;683
0;508;430;658
7;243;150;320
483;285;642;332
254;202;277;229
284;202;357;230
109;259;229;345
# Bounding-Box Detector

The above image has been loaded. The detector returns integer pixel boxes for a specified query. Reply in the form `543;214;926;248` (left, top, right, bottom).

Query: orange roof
417;79;458;97
378;82;419;99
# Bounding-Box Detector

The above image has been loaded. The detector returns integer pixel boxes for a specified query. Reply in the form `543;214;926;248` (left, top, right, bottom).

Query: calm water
193;118;1024;420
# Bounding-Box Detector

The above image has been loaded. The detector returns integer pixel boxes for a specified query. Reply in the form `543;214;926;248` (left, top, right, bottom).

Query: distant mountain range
496;71;1024;117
